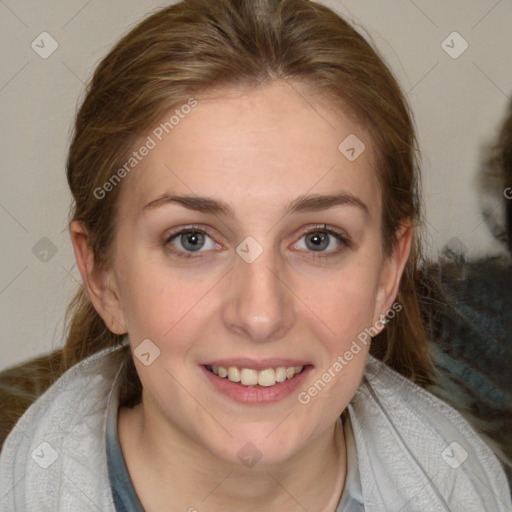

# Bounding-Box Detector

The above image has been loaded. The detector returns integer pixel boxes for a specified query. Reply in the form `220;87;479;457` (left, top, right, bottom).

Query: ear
372;220;413;325
69;220;127;335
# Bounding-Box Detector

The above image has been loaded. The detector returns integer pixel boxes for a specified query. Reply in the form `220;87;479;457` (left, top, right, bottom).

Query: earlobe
69;220;127;335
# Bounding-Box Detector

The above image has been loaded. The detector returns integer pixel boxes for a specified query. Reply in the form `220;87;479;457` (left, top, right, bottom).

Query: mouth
200;357;314;404
204;364;309;388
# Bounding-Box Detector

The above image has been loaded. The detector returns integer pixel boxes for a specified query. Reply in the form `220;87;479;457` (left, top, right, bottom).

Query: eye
294;224;351;258
163;224;351;260
164;226;220;259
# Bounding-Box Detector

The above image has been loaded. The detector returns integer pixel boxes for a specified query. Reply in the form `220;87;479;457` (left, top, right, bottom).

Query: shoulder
346;356;512;511
0;346;125;512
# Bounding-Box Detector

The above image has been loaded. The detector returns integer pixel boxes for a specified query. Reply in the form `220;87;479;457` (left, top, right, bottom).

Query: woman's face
92;81;410;465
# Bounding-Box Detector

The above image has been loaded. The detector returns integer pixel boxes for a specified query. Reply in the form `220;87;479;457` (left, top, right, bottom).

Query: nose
221;242;295;343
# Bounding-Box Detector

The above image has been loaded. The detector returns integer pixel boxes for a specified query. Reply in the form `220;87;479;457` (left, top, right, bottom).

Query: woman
1;0;510;510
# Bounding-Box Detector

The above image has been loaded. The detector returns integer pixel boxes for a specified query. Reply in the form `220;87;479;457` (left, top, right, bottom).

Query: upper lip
202;358;312;371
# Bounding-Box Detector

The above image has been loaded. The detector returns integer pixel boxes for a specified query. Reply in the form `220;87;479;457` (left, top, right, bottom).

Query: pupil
306;232;328;251
182;231;204;251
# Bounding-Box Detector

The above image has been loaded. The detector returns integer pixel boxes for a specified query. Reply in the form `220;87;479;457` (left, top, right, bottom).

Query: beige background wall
1;0;511;370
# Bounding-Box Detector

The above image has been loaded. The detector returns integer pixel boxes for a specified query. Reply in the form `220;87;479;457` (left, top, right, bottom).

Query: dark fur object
422;257;512;485
425;95;512;484
477;97;512;252
0;350;65;446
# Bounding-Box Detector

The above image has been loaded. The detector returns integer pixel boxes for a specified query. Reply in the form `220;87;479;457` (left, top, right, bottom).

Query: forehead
117;81;380;220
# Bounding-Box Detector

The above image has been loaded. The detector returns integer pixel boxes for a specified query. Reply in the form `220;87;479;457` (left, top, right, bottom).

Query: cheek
114;256;188;341
293;258;380;407
115;254;225;366
296;282;375;426
298;259;381;342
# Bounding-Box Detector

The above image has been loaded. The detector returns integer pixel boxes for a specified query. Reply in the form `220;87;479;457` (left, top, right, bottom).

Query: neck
118;399;347;512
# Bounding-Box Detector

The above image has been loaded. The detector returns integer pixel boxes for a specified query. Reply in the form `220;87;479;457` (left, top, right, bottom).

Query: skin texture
70;80;412;511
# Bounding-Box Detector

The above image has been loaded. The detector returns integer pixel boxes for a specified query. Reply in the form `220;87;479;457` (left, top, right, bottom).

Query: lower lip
200;365;313;404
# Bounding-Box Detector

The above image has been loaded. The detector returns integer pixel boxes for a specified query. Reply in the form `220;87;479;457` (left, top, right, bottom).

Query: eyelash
163;224;352;260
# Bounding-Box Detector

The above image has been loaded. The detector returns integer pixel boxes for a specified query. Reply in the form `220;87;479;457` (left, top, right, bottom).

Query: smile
205;364;305;387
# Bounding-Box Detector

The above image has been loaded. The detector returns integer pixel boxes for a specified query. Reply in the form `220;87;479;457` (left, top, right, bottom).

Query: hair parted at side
64;0;433;407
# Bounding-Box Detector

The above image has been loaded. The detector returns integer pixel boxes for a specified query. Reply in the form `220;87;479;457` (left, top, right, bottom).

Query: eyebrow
142;192;370;219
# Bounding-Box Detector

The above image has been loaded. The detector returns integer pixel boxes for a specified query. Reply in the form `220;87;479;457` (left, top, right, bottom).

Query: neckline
105;367;145;512
320;415;348;511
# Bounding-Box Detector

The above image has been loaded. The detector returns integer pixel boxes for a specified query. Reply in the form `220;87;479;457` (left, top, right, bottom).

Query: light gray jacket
1;346;510;511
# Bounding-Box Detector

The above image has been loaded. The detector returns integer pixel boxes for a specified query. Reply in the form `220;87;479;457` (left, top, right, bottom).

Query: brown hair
63;0;433;407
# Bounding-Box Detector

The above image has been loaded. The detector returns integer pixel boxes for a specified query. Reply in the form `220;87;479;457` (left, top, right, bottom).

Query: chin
202;424;310;468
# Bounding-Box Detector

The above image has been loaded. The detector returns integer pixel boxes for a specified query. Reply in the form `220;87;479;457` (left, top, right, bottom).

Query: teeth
240;368;258;386
209;365;304;387
275;367;287;383
258;369;275;387
227;367;240;382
